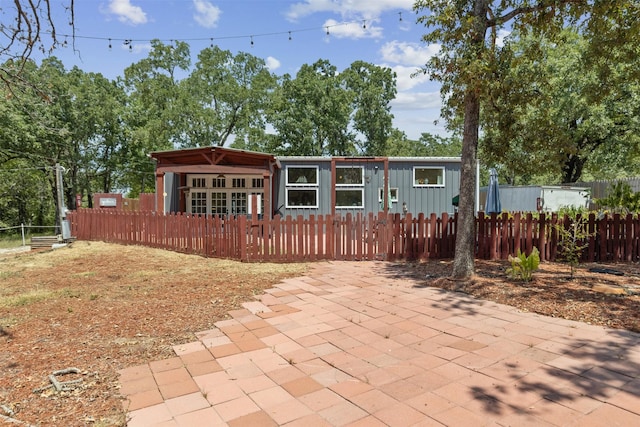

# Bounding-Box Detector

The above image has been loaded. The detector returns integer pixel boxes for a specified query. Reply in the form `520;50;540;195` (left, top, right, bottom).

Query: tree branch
488;0;586;27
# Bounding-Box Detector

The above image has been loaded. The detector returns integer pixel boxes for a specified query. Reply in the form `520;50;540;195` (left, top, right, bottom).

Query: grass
0;236;27;249
0;287;82;307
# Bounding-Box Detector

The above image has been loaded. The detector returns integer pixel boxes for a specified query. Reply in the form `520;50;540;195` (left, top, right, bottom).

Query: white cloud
287;0;414;21
107;0;147;25
391;92;445;139
388;65;430;91
193;0;221;29
495;29;511;47
392;92;442;112
119;41;151;55
322;19;382;40
265;56;281;71
380;41;440;67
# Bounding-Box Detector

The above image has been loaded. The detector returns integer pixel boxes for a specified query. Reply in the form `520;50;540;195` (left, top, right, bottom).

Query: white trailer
480;185;591;213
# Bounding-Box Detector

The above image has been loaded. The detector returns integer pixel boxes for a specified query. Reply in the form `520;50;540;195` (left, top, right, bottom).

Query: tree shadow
378;261;640;420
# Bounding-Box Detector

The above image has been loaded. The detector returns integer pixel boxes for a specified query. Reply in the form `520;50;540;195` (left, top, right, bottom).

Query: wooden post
155;171;165;214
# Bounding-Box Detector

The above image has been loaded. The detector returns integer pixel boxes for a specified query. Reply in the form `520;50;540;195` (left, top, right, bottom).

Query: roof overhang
150;146;281;172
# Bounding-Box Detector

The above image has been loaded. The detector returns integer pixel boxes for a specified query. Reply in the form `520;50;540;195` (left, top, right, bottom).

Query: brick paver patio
118;261;640;426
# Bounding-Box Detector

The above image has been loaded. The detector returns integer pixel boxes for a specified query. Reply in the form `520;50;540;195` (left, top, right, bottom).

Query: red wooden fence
67;209;640;263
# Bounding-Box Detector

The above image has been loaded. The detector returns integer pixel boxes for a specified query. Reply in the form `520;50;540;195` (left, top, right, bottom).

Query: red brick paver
119;261;640;426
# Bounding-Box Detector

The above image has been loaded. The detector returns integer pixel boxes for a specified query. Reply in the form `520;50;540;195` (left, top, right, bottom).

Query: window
191;191;207;214
212;177;226;188
211;192;227;215
192;178;206;188
286;189;318;208
413;167;445;187
336;189;364;208
336;166;364;186
232;178;246;188
378;188;399;202
286;166;318;186
286;166;319;208
252;178;264;188
231;192;247;214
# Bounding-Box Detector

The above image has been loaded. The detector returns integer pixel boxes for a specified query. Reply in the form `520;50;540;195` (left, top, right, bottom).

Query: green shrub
595;181;640;214
507;247;540;282
554;216;593;278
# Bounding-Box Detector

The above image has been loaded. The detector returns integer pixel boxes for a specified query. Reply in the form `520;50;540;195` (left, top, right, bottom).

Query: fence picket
66;209;640;263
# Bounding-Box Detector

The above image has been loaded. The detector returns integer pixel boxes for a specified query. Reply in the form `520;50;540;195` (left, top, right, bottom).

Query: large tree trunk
452;89;480;279
451;0;487;280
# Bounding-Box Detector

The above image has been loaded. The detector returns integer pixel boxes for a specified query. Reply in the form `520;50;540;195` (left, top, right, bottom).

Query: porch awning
155;164;268;175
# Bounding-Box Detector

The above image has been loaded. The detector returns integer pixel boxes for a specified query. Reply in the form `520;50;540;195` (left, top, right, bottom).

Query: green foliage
481;28;640;185
595;181;640;214
344;61;397;156
267;59;357;156
557;205;590;219
554;217;593;278
414;0;639;279
506;247;540;282
384;131;462;157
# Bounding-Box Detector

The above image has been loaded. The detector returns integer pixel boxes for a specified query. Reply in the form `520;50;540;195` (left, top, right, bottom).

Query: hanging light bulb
108;38;112;50
326;26;330;35
250;36;254;46
210;37;214;47
362;20;366;29
288;31;292;41
399;12;403;22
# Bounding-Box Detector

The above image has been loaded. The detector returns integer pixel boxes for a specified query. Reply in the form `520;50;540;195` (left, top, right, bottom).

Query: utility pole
55;163;71;240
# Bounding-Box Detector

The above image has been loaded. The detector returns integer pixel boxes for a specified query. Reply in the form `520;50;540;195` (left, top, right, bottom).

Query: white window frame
336;166;364;187
378;187;399;202
413;166;445;187
336;188;364;209
286;166;319;186
286;188;319;208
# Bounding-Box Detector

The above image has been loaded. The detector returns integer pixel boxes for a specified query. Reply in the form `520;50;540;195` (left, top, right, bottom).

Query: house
149;147;462;218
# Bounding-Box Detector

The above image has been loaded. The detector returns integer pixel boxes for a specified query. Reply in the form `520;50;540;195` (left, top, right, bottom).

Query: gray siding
275;157;461;218
388;159;460;216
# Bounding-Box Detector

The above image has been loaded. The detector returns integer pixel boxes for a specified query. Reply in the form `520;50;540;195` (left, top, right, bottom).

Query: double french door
190;190;248;215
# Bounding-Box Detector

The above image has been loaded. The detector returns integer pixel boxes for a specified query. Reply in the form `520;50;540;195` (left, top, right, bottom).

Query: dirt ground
1;242;639;426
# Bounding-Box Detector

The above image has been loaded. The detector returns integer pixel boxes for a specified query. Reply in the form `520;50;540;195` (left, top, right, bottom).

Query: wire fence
0;224;58;246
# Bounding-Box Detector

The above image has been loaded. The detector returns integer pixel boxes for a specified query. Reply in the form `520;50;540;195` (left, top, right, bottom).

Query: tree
268;59;355;156
344;61;397;155
121;40;191;194
414;0;639;279
185;46;277;148
482;28;640;184
0;1;75;89
385;131;461;157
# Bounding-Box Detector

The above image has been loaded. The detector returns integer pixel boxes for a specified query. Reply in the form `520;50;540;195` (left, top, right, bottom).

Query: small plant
506;247;540;282
554;216;593;278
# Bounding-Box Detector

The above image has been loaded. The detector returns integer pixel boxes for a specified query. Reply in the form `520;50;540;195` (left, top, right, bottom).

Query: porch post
330;158;336;216
155;171;165;214
263;171;271;219
383;157;390;213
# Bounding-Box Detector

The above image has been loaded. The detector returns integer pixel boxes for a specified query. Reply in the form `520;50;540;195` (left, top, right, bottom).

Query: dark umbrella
486;168;501;214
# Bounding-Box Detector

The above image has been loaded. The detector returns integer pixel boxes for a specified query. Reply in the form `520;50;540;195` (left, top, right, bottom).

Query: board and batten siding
388;158;461;216
275;157;461;218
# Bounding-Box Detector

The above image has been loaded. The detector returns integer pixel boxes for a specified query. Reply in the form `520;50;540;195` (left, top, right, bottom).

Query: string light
50;10;412;50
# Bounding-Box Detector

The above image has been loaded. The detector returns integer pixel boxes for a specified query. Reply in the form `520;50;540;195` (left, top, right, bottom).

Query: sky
28;0;447;140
